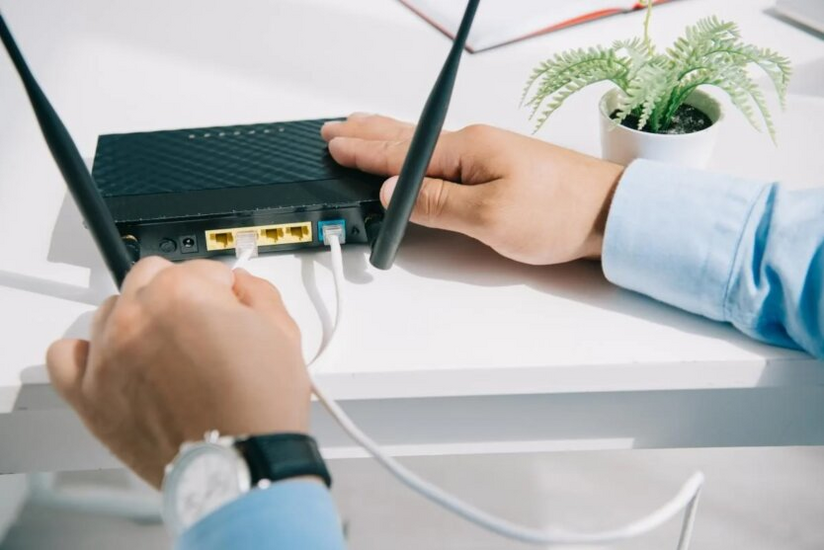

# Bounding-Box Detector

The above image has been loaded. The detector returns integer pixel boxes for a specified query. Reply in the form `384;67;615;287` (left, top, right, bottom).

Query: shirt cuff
177;480;345;550
602;159;770;321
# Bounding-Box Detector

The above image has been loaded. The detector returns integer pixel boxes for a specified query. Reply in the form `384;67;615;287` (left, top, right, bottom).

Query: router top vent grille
92;118;344;197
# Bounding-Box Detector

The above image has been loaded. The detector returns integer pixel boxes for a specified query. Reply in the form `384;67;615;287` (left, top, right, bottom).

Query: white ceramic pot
599;88;723;168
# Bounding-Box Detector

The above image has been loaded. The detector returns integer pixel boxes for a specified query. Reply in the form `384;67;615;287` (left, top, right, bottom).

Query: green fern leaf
523;47;631;131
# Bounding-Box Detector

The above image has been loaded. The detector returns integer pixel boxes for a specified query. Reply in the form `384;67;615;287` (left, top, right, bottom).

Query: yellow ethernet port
205;222;312;251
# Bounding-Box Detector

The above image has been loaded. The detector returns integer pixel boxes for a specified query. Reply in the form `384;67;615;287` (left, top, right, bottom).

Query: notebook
400;0;672;53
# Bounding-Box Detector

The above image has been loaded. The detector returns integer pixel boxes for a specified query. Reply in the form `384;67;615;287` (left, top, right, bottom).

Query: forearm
178;480;346;550
602;159;824;358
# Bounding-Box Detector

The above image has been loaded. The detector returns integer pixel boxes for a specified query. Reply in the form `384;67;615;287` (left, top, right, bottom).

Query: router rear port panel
205;221;313;251
119;205;378;261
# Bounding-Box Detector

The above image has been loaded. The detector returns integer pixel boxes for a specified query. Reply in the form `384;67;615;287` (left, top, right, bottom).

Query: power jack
179;235;198;254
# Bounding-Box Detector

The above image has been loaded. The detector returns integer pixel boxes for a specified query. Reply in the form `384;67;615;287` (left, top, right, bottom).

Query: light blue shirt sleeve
177;480;346;550
602;159;824;359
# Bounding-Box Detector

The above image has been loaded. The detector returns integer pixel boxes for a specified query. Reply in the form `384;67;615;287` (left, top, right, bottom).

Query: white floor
2;446;823;549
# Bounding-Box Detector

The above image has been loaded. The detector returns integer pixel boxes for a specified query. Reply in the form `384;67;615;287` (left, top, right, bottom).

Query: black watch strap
235;433;332;488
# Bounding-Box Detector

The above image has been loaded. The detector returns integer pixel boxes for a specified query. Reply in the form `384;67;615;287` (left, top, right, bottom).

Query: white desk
1;0;823;474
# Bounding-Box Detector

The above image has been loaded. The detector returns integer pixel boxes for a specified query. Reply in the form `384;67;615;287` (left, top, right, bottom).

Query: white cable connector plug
232;231;258;271
320;222;346;246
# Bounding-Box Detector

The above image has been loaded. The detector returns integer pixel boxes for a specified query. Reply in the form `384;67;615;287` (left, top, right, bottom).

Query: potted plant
521;2;792;168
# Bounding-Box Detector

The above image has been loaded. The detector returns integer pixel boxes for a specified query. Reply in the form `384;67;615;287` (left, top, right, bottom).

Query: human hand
322;114;624;265
46;258;309;488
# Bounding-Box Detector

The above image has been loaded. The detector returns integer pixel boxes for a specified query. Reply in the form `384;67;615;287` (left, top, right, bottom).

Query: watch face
163;443;250;534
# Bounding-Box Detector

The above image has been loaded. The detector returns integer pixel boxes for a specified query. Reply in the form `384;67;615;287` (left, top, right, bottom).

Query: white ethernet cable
311;223;346;372
233;225;704;549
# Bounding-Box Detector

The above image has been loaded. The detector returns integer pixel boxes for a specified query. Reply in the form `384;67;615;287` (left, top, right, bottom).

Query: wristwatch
161;430;331;534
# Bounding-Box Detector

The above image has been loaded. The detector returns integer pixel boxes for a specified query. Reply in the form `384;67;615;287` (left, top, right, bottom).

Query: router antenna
0;13;134;288
369;0;480;270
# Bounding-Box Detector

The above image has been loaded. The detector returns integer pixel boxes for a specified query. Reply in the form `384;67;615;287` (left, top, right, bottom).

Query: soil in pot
611;104;712;135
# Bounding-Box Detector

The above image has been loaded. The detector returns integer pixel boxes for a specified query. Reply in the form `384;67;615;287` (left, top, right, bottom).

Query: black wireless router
91;119;384;261
0;0;479;287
